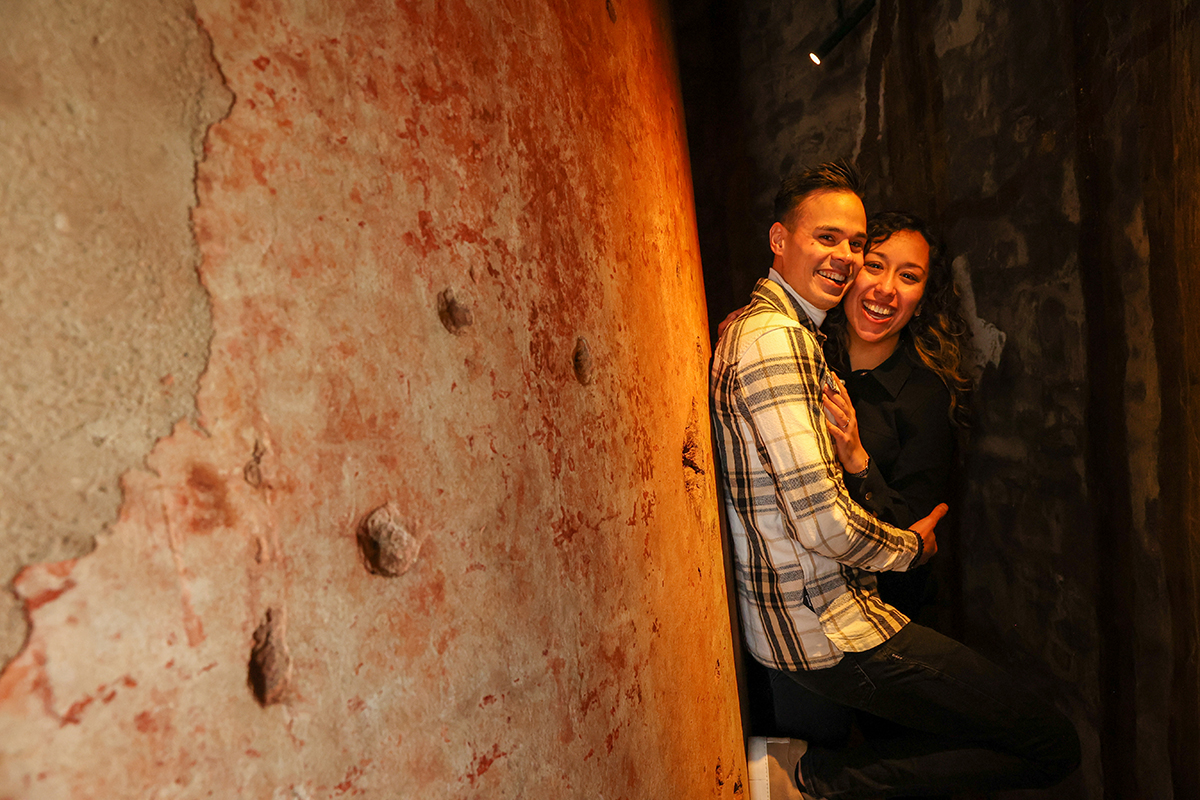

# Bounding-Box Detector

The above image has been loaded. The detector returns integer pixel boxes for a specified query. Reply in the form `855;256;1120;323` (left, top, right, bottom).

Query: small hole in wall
573;336;594;385
243;439;266;488
682;399;706;498
248;608;290;706
437;288;473;334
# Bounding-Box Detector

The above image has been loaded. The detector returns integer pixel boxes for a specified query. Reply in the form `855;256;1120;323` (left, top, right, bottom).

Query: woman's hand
821;374;870;475
716;306;746;339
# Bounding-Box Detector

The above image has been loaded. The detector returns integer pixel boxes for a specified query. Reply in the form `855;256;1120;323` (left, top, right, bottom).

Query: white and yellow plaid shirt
711;278;921;670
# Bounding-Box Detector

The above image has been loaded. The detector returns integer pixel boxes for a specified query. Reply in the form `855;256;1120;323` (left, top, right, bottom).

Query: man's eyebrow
813;224;865;237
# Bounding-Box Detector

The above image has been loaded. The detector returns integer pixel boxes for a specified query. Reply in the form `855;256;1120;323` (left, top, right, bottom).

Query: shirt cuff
845;460;884;513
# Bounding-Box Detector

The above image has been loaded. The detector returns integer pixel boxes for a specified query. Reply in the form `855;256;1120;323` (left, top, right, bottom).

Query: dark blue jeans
768;666;854;747
780;623;1080;799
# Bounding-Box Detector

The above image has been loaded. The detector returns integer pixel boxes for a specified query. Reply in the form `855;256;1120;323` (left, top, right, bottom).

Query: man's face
769;190;867;311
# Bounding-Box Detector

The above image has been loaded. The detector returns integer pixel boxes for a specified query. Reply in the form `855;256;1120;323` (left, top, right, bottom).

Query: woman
820;210;973;618
768;211;974;746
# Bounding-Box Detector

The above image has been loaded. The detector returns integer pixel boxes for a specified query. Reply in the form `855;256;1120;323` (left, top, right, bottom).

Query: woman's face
844;229;931;347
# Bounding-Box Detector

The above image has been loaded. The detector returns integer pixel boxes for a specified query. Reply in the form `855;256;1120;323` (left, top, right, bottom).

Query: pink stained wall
0;1;745;797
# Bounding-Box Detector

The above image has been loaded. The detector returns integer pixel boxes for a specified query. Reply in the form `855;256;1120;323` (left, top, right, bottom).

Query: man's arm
736;324;923;572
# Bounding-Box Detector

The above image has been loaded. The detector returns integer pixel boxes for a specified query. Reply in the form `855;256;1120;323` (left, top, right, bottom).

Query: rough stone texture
928;6;1100;797
1137;1;1200;794
357;502;422;577
676;0;1200;797
733;0;878;248
0;1;746;797
0;0;230;666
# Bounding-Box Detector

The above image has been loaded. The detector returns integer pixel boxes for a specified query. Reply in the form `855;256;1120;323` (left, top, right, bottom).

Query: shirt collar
768;268;827;328
854;342;914;399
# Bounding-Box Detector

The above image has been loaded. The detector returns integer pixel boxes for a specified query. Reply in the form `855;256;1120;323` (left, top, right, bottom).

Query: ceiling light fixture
809;0;878;66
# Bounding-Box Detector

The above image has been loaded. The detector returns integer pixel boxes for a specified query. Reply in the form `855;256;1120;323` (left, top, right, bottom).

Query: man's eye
819;234;835;243
850;241;864;252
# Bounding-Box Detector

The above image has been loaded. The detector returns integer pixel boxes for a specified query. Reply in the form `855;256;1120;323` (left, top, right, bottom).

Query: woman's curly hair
824;211;975;428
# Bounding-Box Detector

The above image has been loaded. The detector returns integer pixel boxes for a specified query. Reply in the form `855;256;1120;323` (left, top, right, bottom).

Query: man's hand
908;503;947;566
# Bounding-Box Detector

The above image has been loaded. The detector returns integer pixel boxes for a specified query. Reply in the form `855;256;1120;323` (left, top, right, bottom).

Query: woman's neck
847;331;901;372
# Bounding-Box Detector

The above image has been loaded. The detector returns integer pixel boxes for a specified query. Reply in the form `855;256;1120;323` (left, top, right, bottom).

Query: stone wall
1134;1;1200;794
0;1;746;797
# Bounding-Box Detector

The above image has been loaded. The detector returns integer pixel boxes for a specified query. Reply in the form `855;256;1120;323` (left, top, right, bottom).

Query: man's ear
769;222;788;256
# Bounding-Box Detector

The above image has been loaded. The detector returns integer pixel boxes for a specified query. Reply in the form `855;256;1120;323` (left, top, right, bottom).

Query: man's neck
768;268;826;327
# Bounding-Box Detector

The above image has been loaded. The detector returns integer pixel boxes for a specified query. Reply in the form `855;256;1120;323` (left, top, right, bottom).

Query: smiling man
767;180;867;310
711;161;1079;799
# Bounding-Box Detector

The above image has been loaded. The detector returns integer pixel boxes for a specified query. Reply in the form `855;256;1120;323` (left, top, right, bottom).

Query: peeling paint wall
0;0;746;797
0;0;228;666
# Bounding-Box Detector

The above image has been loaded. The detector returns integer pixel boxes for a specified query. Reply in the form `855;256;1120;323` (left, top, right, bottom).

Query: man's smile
817;267;849;287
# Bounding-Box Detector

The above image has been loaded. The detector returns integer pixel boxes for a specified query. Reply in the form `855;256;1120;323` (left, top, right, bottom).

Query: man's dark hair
773;159;864;226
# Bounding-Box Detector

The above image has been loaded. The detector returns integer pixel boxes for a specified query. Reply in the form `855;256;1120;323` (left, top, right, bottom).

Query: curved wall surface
0;0;745;797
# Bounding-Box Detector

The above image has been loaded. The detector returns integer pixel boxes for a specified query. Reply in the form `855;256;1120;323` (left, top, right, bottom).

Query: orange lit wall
0;0;745;796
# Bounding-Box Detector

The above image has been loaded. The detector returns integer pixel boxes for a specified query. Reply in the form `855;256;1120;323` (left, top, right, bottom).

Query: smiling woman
821;209;974;579
844;229;930;369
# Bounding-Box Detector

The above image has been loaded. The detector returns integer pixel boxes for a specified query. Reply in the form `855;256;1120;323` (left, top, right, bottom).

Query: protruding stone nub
573;336;594;385
249;608;290;706
437;288;473;334
358;501;422;577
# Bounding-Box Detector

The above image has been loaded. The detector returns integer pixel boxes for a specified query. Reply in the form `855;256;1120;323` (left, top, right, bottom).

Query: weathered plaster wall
0;0;229;666
0;1;746;797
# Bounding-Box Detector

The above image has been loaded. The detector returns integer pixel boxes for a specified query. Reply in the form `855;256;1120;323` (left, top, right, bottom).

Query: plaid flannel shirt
711;278;921;670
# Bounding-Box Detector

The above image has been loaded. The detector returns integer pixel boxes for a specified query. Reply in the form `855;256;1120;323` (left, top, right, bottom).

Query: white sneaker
747;737;819;800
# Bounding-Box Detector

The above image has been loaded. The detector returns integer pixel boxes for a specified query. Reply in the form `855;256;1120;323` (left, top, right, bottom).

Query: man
710;161;1080;799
